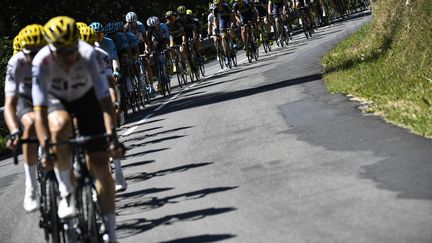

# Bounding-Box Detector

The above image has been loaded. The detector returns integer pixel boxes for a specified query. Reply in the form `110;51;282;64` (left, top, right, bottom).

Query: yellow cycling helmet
13;34;23;55
177;5;187;15
44;16;79;47
78;25;97;45
186;9;193;15
20;24;46;53
76;22;88;29
213;0;221;4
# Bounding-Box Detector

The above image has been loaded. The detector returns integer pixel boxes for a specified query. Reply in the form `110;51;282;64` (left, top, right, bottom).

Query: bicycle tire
118;80;129;118
175;60;183;88
218;49;224;70
254;45;259;61
46;177;64;243
180;59;188;85
199;63;205;77
247;46;253;63
81;185;102;243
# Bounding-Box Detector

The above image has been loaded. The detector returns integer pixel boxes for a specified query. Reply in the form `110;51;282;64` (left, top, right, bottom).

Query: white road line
137;113;154;125
121;126;138;138
121;113;153;138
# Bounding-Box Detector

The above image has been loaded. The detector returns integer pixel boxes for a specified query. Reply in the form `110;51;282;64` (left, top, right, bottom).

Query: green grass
322;0;432;138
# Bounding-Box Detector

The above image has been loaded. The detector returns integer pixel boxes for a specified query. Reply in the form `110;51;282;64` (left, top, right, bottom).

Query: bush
322;0;432;137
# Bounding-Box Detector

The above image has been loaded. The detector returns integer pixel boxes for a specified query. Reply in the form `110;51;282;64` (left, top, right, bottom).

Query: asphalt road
2;12;432;243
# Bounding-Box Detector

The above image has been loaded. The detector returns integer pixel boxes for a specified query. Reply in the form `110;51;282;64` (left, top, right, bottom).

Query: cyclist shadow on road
124;162;214;183
122;126;193;144
117;186;238;215
159;234;237;243
117;206;237;239
153;73;322;118
124;147;171;159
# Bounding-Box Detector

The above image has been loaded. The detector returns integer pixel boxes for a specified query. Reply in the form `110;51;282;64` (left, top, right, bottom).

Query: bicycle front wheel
46;177;65;243
80;185;102;243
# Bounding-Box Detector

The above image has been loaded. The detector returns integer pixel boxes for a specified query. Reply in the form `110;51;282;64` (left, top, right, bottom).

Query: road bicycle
168;45;188;88
244;23;259;63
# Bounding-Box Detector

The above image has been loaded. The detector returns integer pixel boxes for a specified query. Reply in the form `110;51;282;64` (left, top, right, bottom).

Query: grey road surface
1;12;432;243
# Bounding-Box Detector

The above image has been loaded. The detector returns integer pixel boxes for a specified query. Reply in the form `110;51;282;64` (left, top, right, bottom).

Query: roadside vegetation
322;0;432;137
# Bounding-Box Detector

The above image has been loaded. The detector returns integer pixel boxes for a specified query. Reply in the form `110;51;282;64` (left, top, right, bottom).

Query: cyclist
294;0;315;30
4;24;46;212
32;16;123;242
254;0;273;44
207;3;219;55
165;10;189;71
105;22;135;113
89;22;121;79
187;9;205;64
78;25;127;193
268;0;288;36
124;12;154;93
146;16;170;93
89;22;126;124
122;21;146;91
177;6;204;66
213;0;236;64
233;0;258;52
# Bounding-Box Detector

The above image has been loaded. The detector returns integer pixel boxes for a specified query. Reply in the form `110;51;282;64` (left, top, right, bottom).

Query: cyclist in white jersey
78;24;127;193
4;24;46;212
32;16;124;242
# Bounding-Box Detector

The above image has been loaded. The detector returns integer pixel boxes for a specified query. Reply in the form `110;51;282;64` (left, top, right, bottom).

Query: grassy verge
322;0;432;138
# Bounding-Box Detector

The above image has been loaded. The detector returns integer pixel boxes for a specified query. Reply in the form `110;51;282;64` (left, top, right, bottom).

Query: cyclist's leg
221;32;228;55
241;24;247;50
139;42;153;87
17;97;39;211
17;98;38;169
47;101;75;218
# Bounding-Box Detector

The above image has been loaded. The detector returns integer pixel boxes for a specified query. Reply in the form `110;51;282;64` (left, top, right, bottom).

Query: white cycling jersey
4;51;32;98
32;40;110;107
95;46;113;77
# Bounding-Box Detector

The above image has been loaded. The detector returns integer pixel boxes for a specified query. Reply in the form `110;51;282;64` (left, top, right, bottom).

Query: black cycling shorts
48;89;107;153
172;36;183;46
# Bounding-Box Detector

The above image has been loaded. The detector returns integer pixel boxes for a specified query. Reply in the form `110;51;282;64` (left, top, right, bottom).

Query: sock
24;164;37;191
54;168;73;197
104;214;117;241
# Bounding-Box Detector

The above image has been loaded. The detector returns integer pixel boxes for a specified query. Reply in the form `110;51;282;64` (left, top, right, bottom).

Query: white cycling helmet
126;12;138;23
147;16;160;27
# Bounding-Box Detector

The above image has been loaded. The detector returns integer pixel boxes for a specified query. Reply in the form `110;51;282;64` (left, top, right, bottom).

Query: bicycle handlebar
12;134;114;165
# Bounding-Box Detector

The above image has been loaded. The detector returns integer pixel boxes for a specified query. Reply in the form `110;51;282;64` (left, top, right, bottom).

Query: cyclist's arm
233;9;241;24
4;59;20;133
4;96;19;134
112;57;120;73
110;44;120;72
268;1;273;14
32;60;50;147
180;27;187;44
213;17;218;32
